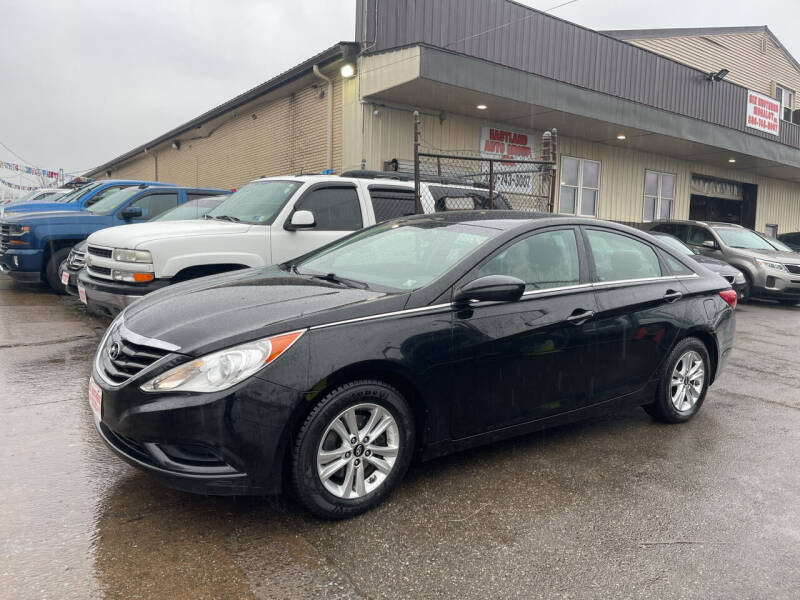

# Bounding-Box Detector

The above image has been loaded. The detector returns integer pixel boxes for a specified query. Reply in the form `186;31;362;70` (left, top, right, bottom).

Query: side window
84;185;128;208
129;192;180;219
475;229;580;291
187;193;216;202
586;229;662;282
661;252;695;276
296;186;363;231
368;187;415;222
686;226;715;247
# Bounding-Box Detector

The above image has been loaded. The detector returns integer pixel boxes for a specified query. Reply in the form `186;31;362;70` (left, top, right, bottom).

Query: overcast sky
1;0;799;184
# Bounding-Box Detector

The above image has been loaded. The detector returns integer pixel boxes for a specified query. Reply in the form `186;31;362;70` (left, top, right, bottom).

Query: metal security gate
412;112;558;214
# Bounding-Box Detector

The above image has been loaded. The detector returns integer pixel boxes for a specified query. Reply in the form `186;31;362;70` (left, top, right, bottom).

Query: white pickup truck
78;172;510;316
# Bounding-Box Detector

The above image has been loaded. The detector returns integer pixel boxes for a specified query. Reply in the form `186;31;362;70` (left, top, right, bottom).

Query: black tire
45;247;71;292
643;337;711;424
291;379;414;519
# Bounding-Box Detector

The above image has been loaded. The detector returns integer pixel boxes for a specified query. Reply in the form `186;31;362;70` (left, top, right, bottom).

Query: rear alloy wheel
643;337;710;423
45;247;71;293
291;380;414;519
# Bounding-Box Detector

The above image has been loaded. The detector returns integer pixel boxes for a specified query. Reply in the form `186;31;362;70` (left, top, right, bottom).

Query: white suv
78;173;510;316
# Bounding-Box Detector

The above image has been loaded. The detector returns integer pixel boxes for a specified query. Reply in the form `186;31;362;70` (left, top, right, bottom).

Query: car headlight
734;271;746;284
113;248;152;263
140;330;305;393
754;258;787;272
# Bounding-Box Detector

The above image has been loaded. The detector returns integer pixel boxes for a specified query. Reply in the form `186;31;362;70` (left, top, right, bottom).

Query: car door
271;183;364;264
582;226;688;402
449;226;599;439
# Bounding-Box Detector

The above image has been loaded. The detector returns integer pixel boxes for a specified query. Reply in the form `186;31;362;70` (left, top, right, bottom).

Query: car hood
87;219;252;248
690;254;740;275
2;201;79;213
1;210;104;226
736;247;800;264
122;266;397;355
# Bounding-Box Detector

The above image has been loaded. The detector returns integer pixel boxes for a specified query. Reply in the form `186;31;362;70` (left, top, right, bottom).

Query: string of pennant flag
0;160;61;179
0;177;39;191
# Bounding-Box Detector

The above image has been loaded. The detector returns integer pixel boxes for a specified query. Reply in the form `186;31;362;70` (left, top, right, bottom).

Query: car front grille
88;245;113;258
785;264;800;275
88;265;112;277
99;325;170;385
68;250;85;269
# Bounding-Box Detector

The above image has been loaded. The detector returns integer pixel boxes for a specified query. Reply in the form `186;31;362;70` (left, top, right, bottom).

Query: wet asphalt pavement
1;276;798;600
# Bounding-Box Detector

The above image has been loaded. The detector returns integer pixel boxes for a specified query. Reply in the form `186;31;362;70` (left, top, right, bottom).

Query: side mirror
454;275;525;304
285;210;316;231
701;239;718;249
119;206;143;220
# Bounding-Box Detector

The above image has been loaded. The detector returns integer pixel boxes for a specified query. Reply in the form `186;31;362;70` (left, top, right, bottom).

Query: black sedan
90;212;736;519
649;231;747;300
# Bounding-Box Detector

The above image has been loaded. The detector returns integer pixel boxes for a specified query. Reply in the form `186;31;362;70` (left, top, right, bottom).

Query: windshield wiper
295;267;369;289
213;215;241;222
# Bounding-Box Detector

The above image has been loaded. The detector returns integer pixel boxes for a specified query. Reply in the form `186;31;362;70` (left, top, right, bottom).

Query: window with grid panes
642;170;675;222
559;156;599;216
775;85;794;121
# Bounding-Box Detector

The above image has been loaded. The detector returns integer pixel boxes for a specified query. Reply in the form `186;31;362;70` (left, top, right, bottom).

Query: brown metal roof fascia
87;42;359;177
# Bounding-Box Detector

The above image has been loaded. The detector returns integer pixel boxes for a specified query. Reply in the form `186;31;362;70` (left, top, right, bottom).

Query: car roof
650;219;744;228
396;210;647;233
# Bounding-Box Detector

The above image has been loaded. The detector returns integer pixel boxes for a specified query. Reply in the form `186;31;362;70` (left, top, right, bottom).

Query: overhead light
706;68;730;82
728;158;736;163
616;134;626;140
340;64;355;78
476;104;487;110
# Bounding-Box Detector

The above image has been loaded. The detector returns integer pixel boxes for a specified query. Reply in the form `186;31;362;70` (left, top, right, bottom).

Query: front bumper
78;270;170;317
91;363;304;496
0;248;44;282
59;263;82;295
751;269;800;300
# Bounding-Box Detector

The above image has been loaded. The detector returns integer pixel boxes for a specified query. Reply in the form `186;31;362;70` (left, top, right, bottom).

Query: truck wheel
45;248;71;292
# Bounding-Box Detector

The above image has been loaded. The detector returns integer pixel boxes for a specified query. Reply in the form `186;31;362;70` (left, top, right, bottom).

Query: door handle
663;289;683;303
566;309;595;325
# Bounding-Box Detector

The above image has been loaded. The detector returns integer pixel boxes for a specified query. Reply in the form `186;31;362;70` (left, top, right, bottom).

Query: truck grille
88;245;113;258
68;250;85;269
99;325;170;385
0;224;9;255
88;265;112;278
785;264;800;275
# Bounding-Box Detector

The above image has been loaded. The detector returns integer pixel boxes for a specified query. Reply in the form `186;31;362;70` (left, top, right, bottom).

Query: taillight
719;289;737;310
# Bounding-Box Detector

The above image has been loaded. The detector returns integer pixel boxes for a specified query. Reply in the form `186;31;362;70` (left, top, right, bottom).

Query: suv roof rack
340;170;489;189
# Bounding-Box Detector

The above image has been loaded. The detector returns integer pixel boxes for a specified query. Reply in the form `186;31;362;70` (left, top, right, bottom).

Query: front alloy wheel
317;403;400;499
292;380;414;519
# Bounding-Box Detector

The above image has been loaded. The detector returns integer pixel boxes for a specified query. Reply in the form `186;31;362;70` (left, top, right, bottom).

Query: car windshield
760;235;793;252
152;197;225;221
14;190;38;203
296;219;494;292
86;187;144;214
713;227;776;250
206;180;301;224
57;182;101;203
654;234;694;256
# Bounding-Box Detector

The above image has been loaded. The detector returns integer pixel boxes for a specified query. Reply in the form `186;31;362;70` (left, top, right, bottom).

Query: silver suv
647;220;800;304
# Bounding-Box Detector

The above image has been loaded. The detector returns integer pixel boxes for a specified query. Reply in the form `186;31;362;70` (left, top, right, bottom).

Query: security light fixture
616;134;626;140
340;64;356;78
171;140;180;150
476;104;487;110
728;158;736;163
706;68;730;82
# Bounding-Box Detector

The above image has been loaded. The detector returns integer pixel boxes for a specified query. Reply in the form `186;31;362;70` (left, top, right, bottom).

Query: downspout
312;64;334;171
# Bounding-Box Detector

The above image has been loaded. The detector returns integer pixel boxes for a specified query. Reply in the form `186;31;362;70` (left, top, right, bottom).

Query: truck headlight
112;269;154;283
113;249;152;263
754;258;787;272
7;225;30;236
140;330;305;393
734;272;746;284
